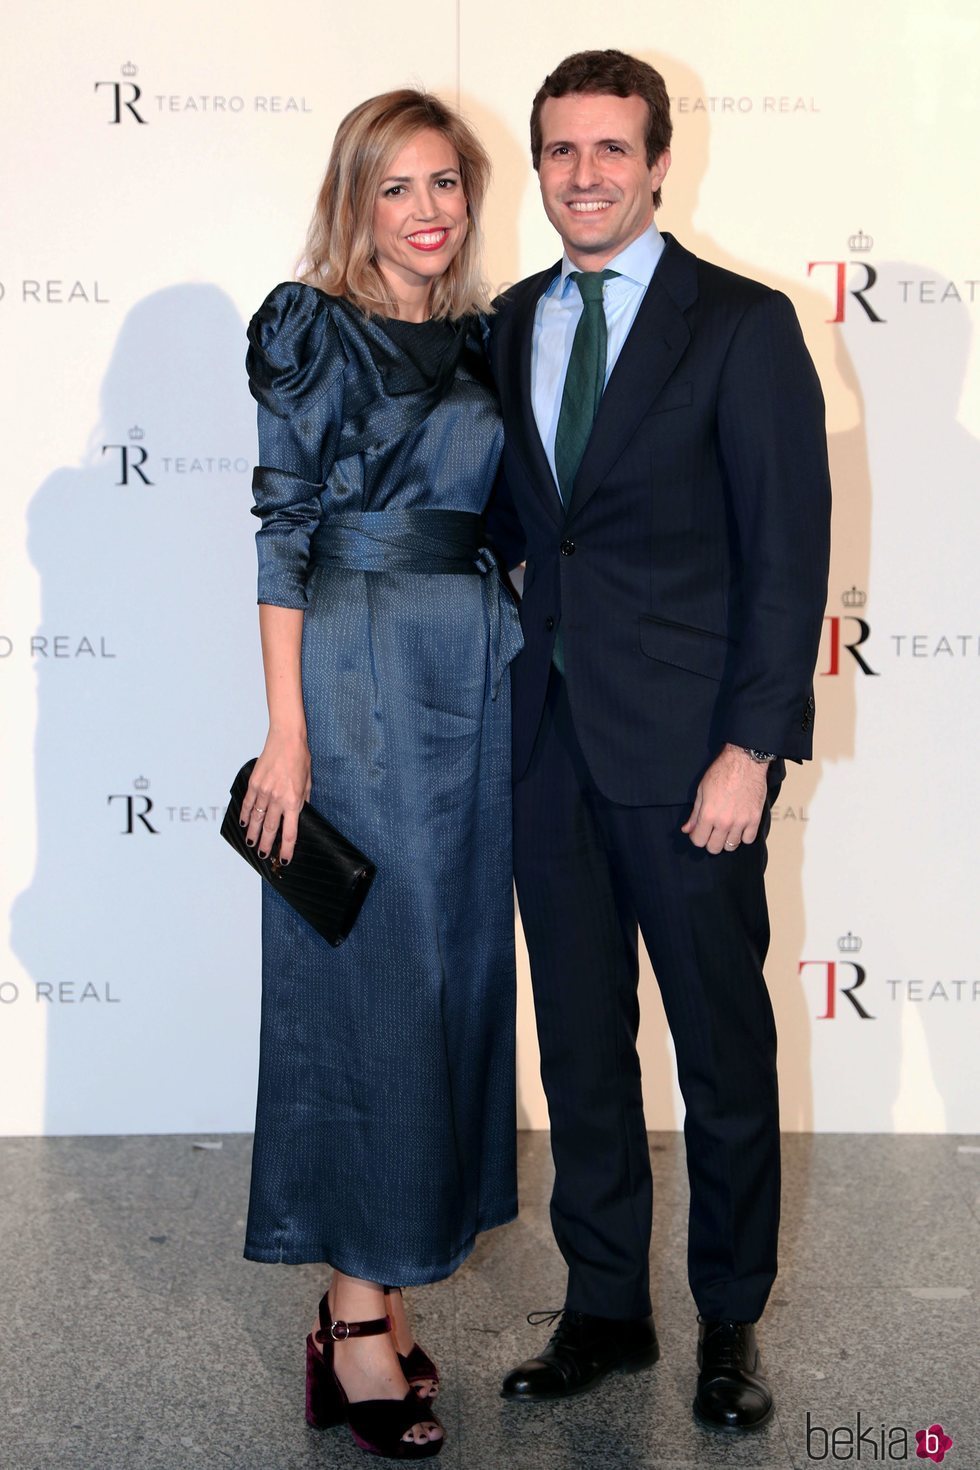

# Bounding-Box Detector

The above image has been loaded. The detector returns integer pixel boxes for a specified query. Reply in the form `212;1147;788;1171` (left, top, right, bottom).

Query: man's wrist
723;742;775;766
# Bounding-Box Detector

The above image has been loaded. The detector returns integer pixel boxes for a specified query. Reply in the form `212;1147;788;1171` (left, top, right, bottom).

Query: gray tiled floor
0;1133;975;1470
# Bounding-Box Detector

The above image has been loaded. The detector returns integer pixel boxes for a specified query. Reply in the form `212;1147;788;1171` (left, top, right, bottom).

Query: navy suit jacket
487;233;832;806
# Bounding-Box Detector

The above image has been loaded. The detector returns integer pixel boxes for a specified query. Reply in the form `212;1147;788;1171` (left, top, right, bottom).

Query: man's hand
681;744;769;855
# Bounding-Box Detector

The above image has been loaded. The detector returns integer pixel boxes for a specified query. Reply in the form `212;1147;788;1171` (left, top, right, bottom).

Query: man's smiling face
536;92;670;270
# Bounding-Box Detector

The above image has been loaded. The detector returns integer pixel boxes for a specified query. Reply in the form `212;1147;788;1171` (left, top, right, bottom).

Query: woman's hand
240;732;312;864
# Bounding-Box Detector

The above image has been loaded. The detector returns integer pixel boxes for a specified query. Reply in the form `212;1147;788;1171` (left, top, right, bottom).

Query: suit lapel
497;266;563;525
567;234;698;524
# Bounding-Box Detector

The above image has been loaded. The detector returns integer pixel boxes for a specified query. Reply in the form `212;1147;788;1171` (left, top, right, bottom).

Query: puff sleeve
246;282;346;608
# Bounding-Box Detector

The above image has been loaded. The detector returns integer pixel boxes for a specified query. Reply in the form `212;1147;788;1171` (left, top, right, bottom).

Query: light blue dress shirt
531;221;666;493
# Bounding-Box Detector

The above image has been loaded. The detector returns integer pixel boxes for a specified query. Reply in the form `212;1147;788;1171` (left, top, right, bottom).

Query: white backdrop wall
1;0;977;1136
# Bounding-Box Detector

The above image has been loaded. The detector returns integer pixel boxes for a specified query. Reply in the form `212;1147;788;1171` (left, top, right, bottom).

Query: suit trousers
513;671;781;1323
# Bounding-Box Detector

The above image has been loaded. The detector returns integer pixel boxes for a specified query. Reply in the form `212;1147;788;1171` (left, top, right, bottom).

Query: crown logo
121;61;138;78
133;775;150;791
128;425;145;441
842;585;867;609
837;931;862;954
848;229;873;253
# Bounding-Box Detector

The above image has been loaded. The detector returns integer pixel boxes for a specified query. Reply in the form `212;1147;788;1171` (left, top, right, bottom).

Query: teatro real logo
807;232;978;320
820;584;978;672
798;933;875;1020
106;776;229;833
108;776;158;835
102;426;153;486
93;61;312;122
94;62;147;124
808;231;885;324
820;587;878;677
101;426;251;484
0;279;109;306
670;94;820;115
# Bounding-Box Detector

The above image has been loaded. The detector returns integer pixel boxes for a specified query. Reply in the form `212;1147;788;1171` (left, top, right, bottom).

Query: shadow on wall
458;90;527;299
838;261;979;1134
650;48;873;1144
11;284;265;1135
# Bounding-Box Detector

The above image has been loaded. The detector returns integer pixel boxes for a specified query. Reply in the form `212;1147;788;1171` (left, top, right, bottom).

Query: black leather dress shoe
693;1319;773;1430
501;1310;659;1400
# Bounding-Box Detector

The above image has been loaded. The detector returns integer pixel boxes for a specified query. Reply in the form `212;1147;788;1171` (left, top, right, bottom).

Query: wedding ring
255;806;266;816
724;840;737;850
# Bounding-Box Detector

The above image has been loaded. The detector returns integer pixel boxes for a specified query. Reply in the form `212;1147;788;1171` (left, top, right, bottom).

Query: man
487;50;831;1431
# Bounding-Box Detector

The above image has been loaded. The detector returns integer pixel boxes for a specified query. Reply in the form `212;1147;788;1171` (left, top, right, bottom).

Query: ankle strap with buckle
316;1312;393;1345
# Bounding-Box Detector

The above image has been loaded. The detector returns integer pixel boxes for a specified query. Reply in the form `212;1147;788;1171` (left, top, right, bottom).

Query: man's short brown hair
530;49;672;209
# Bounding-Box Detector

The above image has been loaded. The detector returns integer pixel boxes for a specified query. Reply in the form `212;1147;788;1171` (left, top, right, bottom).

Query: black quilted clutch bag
220;758;376;946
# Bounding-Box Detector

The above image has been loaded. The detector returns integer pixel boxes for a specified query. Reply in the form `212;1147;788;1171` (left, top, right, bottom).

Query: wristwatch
744;747;775;764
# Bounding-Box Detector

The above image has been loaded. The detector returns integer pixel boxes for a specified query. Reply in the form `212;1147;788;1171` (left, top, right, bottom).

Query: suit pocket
649;380;693;414
638;614;732;681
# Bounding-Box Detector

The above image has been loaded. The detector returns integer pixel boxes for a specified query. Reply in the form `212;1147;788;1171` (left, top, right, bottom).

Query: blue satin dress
242;283;522;1284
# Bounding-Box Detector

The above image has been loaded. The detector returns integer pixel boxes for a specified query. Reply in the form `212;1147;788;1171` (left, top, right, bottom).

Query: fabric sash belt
311;508;484;572
308;509;523;698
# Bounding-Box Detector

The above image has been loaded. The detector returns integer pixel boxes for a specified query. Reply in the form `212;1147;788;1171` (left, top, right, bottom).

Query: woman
239;90;521;1460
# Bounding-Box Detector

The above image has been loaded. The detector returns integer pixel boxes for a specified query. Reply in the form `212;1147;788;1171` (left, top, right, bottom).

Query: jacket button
544;616;555;632
560;539;576;556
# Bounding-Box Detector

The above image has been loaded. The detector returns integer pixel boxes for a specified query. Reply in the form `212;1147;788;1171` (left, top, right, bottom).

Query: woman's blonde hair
299;89;492;320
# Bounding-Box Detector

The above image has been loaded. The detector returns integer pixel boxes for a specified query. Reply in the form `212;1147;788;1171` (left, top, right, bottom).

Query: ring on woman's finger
724;839;738;850
254;806;266;816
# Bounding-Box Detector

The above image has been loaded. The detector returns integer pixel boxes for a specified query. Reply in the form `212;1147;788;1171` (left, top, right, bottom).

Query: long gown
242;282;522;1285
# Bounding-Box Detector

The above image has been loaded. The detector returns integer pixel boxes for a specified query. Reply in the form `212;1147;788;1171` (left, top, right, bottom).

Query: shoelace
526;1309;563;1328
526;1308;591;1351
702;1320;749;1370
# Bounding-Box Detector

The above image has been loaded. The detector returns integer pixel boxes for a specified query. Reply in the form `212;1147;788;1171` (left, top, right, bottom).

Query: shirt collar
556;220;664;294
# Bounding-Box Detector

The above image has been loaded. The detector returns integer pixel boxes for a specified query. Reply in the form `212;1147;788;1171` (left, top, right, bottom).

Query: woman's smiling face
372;128;469;315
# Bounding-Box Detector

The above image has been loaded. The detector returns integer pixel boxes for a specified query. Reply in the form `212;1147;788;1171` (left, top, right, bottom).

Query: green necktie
551;269;617;674
553;269;618;505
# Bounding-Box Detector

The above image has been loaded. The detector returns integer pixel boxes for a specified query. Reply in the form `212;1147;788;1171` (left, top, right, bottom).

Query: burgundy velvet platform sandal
384;1287;441;1401
305;1295;444;1459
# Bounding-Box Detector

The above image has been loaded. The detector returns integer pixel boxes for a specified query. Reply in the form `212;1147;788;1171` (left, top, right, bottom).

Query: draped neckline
330;295;469;398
